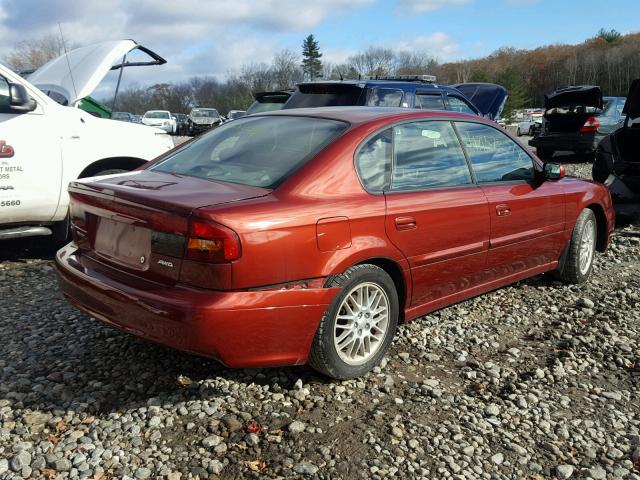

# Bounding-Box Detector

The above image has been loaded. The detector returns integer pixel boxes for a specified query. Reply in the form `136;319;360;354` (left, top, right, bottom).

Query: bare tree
348;47;395;77
4;32;72;72
271;49;303;90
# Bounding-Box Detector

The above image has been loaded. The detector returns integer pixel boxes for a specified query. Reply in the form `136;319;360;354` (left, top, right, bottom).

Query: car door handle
394;216;417;230
496;204;511;217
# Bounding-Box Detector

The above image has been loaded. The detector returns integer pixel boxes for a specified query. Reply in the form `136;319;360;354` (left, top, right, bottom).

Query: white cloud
396;0;472;14
395;32;459;60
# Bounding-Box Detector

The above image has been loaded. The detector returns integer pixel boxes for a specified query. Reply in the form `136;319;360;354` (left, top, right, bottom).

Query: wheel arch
77;156;147;178
585;203;608;252
344;257;409;322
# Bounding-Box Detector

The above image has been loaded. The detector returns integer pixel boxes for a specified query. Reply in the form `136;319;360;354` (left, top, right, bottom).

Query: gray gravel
1;156;639;479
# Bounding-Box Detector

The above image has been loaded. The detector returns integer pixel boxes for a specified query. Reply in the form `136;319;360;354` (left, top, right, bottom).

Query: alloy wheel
333;282;390;366
579;219;596;275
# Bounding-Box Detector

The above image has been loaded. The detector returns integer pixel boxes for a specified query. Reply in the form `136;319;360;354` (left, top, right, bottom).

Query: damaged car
592;79;640;206
188;107;222;135
528;86;626;159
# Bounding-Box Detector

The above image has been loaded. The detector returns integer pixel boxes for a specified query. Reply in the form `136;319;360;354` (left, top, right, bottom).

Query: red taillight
580;116;600;133
186;219;241;262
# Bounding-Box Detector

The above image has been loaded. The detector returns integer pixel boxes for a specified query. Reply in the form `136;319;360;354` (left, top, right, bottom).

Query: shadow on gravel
0;236;60;262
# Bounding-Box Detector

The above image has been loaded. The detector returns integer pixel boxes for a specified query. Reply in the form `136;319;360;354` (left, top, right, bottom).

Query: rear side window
152;116;348;188
366;88;403;107
391;121;472;190
285;84;364;108
416;94;445;110
447;96;477;115
455;122;535;182
356;129;392;191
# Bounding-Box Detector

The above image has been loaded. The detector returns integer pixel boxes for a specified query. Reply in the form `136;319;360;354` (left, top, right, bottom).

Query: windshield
145;111;170;119
191;109;219;118
285;84;364;109
111;112;130;120
151;116;348;188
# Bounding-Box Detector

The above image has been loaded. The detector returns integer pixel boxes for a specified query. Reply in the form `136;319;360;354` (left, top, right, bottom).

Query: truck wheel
536;147;554;160
308;264;399;379
557;209;597;284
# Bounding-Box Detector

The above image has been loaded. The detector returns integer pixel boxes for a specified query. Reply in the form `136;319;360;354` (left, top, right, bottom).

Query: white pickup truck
0;40;174;241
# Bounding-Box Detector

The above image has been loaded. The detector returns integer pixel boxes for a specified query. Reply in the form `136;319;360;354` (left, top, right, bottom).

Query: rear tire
557;209;597;284
308;264;399;379
516;127;521;136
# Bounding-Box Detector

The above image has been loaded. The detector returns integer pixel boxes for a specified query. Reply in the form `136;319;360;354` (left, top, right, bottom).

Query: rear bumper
529;133;600;153
55;243;338;368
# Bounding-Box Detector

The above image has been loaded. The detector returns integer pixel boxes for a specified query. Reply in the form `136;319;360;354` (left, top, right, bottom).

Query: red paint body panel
55;108;616;368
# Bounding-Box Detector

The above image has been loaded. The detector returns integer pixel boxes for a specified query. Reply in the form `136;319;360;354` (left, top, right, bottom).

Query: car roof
256;106;487;126
296;80;461;94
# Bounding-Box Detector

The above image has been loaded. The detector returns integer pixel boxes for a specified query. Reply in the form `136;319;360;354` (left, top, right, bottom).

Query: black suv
282;77;507;120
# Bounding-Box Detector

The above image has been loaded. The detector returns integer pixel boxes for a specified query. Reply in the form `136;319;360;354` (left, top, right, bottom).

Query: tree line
4;29;639;118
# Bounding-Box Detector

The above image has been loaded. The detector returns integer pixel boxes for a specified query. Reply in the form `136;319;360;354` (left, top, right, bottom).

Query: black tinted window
152;116;347;188
356;129;391;191
392;121;472;190
416;94;444;110
456;122;534;182
447;96;476;115
366;88;403;107
285;84;363;108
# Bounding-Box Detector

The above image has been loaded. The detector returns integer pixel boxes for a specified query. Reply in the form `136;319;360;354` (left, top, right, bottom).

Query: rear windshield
151;116;348;188
246;98;288;114
285;84;364;109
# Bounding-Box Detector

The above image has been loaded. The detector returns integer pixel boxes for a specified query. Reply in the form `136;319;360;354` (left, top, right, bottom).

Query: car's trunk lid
69;170;270;285
542;86;603;133
451;83;508;120
622;78;640;123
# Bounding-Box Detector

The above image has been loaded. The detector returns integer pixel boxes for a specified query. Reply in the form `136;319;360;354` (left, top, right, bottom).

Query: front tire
308;265;399;379
557;209;597;284
516;127;521;136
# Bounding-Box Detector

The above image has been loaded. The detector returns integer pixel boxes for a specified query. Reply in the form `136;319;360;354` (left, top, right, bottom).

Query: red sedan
56;108;615;379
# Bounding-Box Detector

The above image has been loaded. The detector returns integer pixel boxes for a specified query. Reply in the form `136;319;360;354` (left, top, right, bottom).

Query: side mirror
9;83;36;113
543;162;565;180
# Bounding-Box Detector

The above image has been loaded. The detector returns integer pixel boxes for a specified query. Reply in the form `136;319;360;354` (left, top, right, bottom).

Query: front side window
152;116;347;188
391;121;472;190
356;129;391;191
455;122;535;183
366;88;403;107
447;96;477;115
416;94;444;110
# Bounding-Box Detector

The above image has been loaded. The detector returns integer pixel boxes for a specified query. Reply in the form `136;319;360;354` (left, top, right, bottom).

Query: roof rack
366;74;437;83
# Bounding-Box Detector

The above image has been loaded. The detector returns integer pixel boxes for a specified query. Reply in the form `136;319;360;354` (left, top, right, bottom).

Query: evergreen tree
301;34;323;80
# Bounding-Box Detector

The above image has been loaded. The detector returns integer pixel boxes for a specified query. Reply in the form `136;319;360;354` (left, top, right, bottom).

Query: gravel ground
1;152;639;480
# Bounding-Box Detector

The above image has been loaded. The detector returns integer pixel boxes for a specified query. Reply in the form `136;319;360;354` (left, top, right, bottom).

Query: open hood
27;40;166;106
452;83;508;120
544;86;603;110
622;78;640;121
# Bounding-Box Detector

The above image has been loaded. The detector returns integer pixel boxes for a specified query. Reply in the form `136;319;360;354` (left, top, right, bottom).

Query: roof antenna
58;23;78;105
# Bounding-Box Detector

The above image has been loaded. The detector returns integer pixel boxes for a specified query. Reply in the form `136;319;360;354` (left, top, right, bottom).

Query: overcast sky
0;0;638;89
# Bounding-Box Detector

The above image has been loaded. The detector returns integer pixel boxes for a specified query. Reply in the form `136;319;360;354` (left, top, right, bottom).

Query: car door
0;74;62;225
454;121;565;279
382;120;490;307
